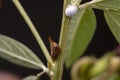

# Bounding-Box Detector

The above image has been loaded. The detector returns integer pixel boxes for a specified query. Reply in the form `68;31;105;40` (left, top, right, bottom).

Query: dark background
0;0;118;80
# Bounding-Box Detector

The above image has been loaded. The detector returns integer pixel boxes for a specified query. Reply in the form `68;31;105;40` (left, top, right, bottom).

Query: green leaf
94;0;120;10
91;72;106;80
91;73;120;80
104;10;120;43
71;57;95;80
23;75;37;80
65;8;96;68
0;34;45;69
88;52;114;78
109;73;120;80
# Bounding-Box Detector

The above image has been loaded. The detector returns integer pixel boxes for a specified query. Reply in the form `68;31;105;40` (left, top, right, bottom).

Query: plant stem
79;0;120;12
36;71;46;80
91;5;120;11
51;0;71;80
36;68;50;80
12;0;53;64
51;0;103;79
79;0;103;9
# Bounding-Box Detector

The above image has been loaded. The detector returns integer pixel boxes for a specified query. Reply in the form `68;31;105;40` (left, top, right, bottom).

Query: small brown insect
48;36;61;62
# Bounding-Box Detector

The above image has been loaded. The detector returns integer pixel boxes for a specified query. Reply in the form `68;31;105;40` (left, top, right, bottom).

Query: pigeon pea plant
0;0;120;80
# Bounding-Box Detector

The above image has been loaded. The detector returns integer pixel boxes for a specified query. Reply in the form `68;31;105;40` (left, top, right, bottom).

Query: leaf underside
95;0;120;10
104;10;120;44
0;34;44;69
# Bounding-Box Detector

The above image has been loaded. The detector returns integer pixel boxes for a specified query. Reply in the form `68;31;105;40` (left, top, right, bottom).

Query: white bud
65;5;78;17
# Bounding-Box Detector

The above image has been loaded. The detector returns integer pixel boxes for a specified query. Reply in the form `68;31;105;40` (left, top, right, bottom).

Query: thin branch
12;0;53;64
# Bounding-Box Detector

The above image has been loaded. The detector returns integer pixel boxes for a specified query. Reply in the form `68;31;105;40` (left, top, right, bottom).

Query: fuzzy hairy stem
51;0;71;80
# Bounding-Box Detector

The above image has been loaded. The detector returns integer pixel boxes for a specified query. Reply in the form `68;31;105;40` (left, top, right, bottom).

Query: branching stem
79;0;103;9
